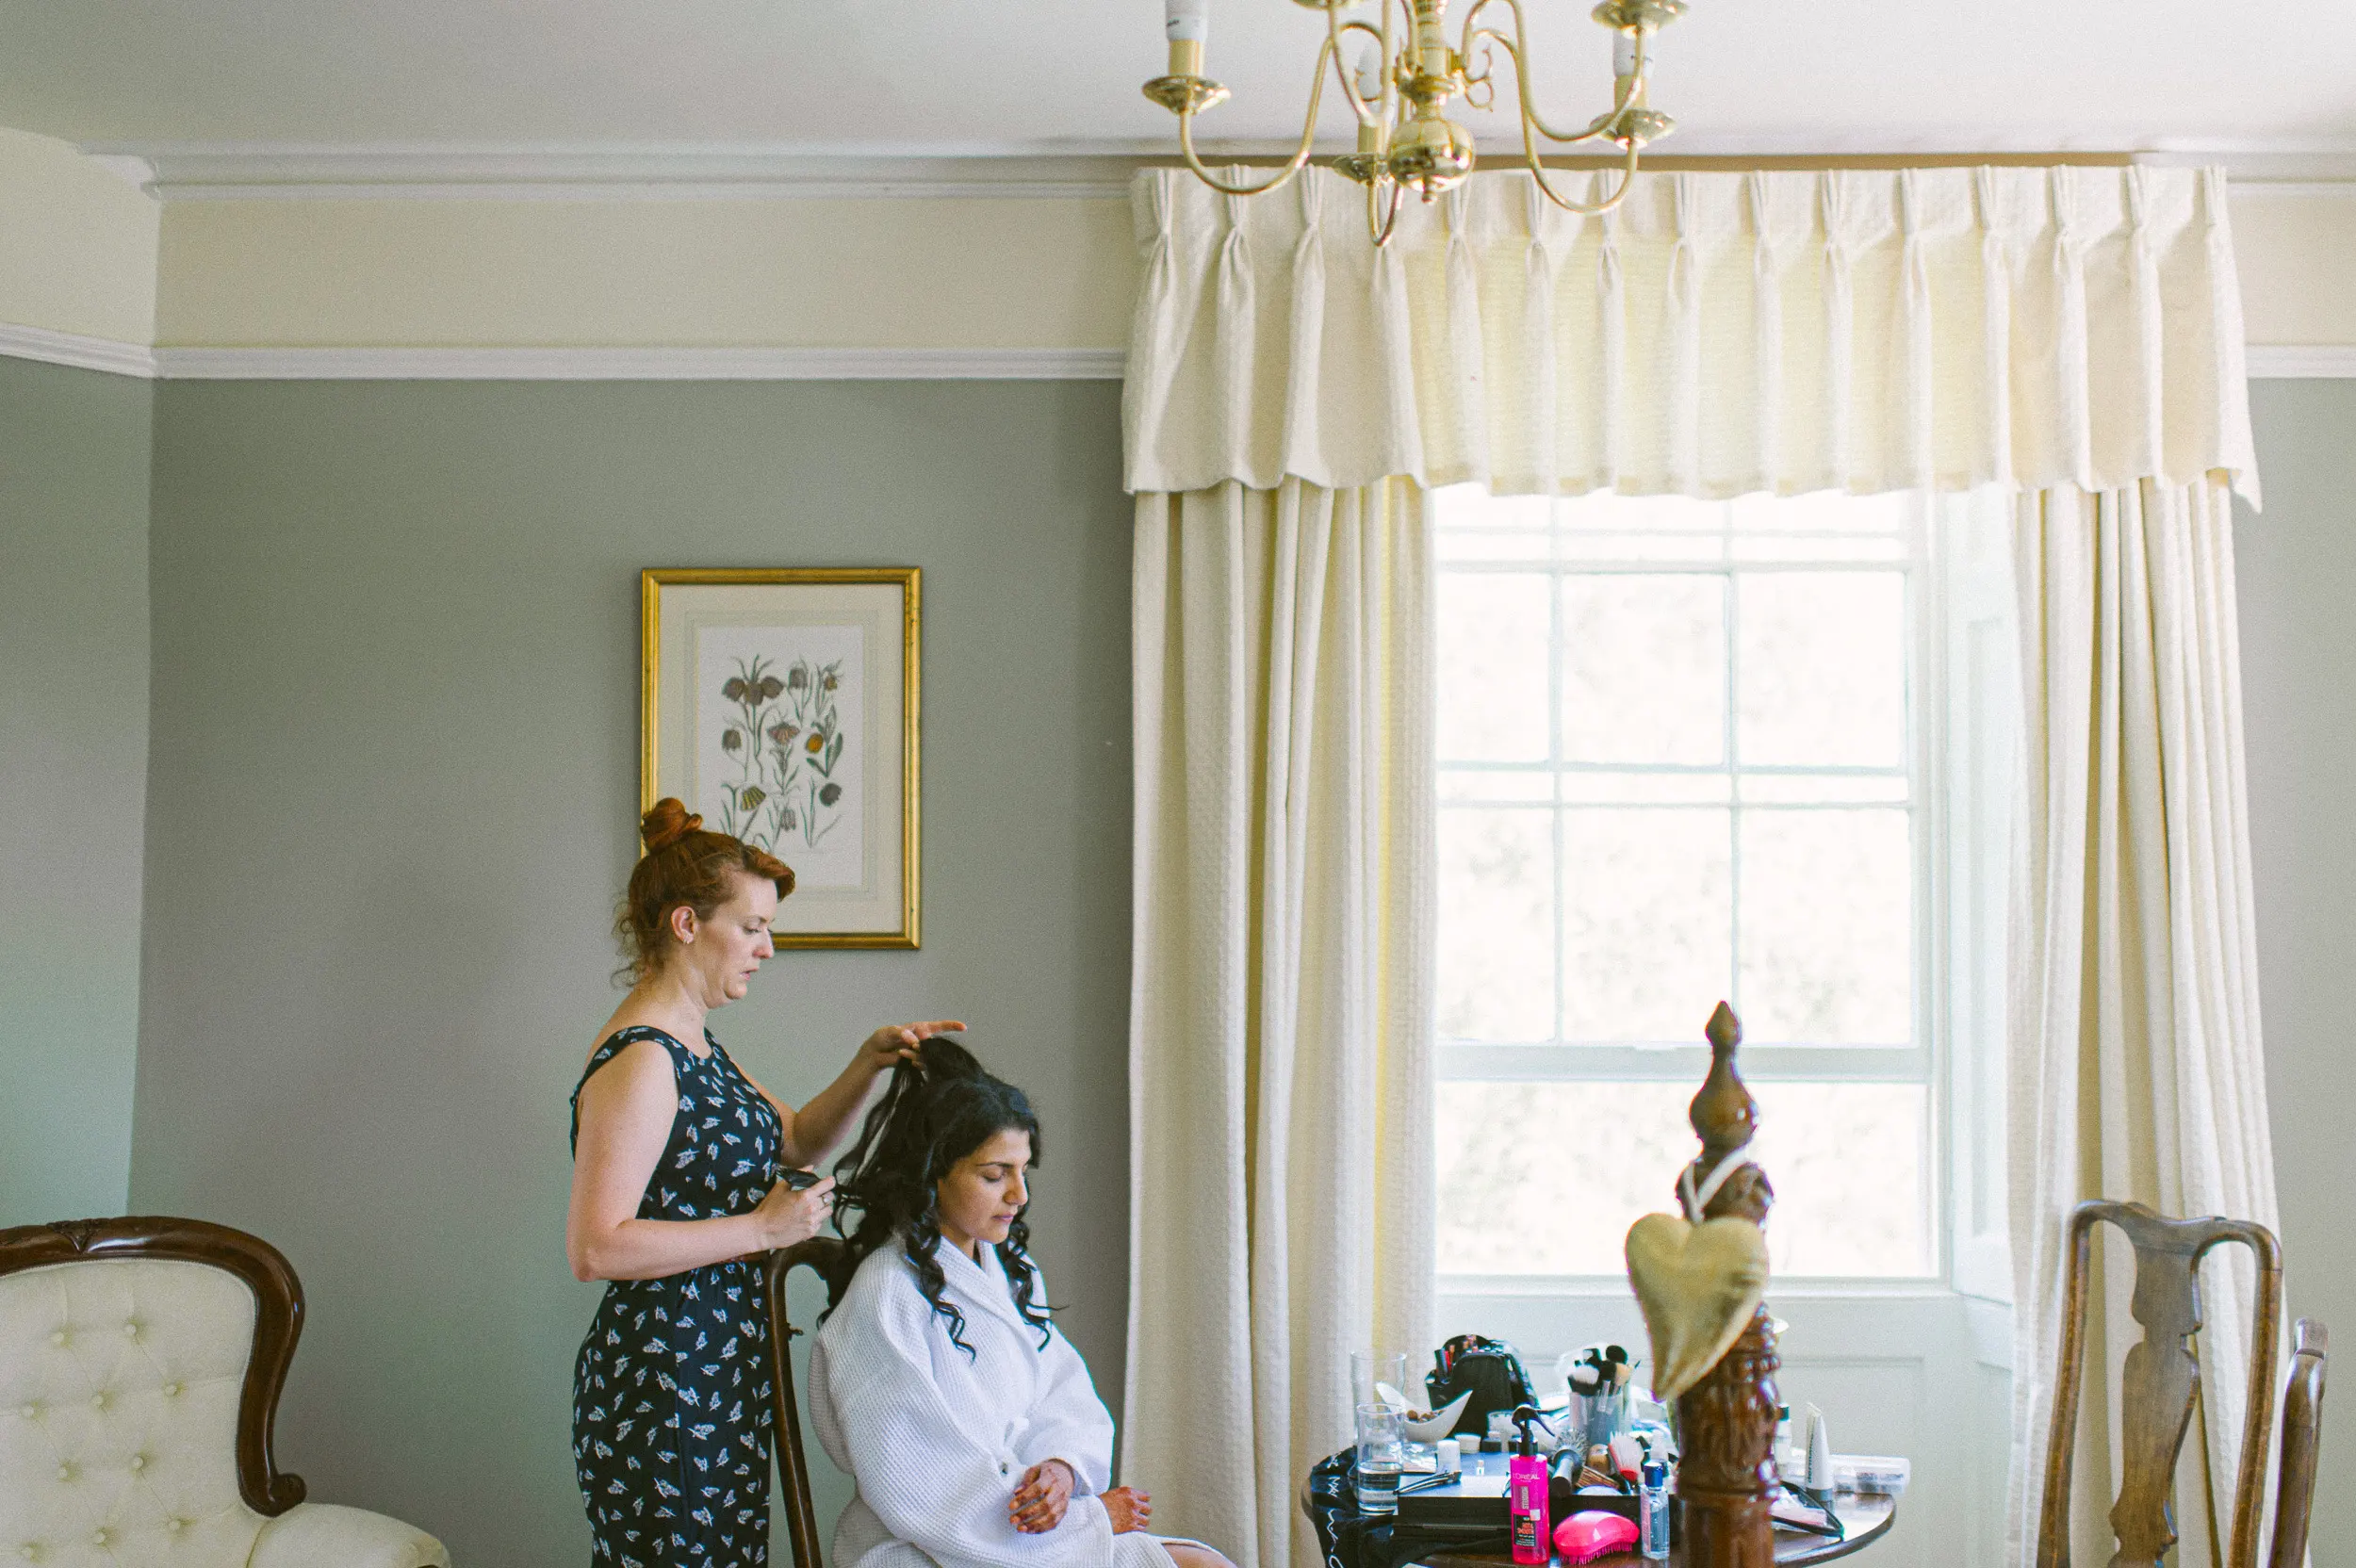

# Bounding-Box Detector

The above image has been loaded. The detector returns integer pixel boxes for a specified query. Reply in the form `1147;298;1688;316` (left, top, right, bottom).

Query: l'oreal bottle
1508;1409;1550;1565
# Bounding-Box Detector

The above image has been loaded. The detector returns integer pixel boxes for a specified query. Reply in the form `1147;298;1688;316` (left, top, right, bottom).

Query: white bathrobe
810;1236;1175;1568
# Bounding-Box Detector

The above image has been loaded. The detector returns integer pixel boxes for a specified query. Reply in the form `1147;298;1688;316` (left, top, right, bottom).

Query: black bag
1423;1333;1537;1438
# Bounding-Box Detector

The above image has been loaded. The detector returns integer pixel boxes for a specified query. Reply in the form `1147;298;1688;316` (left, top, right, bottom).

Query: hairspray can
1508;1411;1550;1565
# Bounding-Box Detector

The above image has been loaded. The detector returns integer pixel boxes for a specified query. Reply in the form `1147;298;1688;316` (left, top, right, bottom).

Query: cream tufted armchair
0;1218;448;1568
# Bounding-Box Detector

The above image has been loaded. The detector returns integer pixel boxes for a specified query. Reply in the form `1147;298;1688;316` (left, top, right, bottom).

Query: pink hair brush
1553;1511;1640;1564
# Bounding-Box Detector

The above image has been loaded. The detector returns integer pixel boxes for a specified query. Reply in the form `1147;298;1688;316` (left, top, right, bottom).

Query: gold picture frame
641;567;921;949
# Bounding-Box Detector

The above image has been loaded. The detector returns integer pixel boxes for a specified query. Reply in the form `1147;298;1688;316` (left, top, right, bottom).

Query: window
1432;486;2009;1284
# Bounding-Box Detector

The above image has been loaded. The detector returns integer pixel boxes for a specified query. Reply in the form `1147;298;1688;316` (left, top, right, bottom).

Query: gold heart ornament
1625;1214;1771;1402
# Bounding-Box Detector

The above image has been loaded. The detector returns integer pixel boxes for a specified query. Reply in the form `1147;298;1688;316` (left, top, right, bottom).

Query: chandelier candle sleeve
1165;0;1207;78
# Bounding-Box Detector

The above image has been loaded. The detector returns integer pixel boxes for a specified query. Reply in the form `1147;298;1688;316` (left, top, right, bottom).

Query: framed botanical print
641;567;920;948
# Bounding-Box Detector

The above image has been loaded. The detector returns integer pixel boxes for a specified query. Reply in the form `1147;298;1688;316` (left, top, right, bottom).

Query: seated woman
810;1038;1234;1568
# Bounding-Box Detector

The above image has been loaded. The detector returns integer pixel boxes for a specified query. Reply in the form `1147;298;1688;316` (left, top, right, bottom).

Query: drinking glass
1351;1348;1410;1413
1354;1403;1406;1514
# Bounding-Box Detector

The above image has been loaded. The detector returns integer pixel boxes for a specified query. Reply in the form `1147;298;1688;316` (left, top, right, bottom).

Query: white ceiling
6;0;2354;162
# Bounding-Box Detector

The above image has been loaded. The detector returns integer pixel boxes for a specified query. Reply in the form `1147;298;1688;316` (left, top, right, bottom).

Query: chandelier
1144;0;1686;244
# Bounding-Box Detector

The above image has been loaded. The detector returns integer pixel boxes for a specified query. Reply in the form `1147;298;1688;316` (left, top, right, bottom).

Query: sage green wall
129;380;1133;1568
0;357;149;1228
2236;378;2356;1563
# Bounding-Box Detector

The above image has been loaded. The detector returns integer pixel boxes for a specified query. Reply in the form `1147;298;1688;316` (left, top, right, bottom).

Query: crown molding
144;345;1124;381
0;322;157;378
92;145;1144;202
8;335;2348;384
2246;346;2356;379
87;139;2356;203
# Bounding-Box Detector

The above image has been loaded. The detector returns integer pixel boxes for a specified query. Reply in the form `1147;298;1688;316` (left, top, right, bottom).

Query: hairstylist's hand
753;1173;835;1250
858;1021;969;1075
1101;1487;1152;1535
1010;1460;1074;1533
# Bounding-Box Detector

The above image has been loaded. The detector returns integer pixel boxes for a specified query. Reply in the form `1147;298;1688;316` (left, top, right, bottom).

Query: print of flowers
712;652;849;854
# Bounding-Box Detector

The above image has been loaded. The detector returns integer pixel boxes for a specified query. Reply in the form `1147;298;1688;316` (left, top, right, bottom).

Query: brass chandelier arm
1174;34;1336;198
1521;128;1642;216
1366;170;1407;246
1463;0;1638;147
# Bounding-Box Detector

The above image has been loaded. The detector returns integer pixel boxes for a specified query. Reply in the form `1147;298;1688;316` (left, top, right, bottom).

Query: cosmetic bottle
1508;1409;1550;1566
1638;1462;1669;1560
1804;1405;1834;1492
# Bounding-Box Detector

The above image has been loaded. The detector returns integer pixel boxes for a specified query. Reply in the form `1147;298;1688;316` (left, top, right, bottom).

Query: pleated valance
1122;165;2259;506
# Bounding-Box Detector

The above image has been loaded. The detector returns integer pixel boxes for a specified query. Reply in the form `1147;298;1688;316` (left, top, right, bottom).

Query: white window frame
1432;488;2015;1313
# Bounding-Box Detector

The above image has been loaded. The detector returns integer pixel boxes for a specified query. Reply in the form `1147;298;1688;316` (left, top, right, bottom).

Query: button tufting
90;1393;106;1411
163;1522;181;1536
48;1331;65;1347
90;1531;106;1548
160;1382;181;1397
17;1404;33;1419
19;1546;34;1560
122;1320;139;1338
56;1464;72;1482
128;1456;144;1473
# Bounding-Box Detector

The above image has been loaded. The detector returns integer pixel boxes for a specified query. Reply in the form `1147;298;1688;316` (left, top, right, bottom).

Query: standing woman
567;798;962;1568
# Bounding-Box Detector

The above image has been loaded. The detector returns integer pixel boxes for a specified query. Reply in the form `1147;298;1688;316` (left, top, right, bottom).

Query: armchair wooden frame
765;1237;845;1568
2037;1200;2293;1568
0;1216;309;1518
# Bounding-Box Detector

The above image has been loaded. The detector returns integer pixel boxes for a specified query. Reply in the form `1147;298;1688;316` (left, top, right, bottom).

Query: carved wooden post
1674;1003;1780;1568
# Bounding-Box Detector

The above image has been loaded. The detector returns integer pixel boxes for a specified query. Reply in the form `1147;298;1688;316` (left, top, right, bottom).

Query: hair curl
614;798;794;984
822;1036;1052;1356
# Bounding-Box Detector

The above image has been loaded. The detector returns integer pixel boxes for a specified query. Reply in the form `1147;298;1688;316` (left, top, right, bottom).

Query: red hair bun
640;798;703;853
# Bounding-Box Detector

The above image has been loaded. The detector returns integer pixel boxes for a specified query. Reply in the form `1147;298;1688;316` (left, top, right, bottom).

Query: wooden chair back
2266;1318;2328;1568
765;1237;846;1568
2037;1201;2283;1568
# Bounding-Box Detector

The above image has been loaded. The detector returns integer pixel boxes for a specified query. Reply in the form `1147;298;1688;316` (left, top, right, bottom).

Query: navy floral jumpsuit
572;1025;784;1568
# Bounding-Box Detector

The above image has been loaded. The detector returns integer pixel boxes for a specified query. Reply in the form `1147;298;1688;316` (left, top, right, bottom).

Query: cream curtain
2005;478;2282;1568
1122;163;2270;1568
1123;478;1434;1568
1126;165;2256;505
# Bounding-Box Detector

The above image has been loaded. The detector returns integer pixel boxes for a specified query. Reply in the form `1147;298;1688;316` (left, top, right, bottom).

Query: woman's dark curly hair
822;1036;1053;1356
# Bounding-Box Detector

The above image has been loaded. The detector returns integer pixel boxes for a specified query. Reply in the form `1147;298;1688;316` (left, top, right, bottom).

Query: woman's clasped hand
1009;1462;1152;1537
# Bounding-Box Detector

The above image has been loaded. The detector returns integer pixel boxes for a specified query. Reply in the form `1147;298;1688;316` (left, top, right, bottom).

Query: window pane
1736;573;1906;766
1439;574;1551;761
1561;576;1726;764
1737;772;1907;804
1439;808;1554;1041
1738;808;1912;1044
1435;1080;1931;1278
1557;532;1727;564
1729;490;1914;534
1436;1080;1694;1274
1436;486;1550;531
1750;1082;1930;1276
1440;769;1552;805
1562;808;1730;1041
1558;772;1731;805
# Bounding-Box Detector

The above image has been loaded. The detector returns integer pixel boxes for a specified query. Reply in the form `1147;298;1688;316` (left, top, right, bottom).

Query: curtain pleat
2004;479;2283;1568
1123;166;2258;506
1124;480;1435;1568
